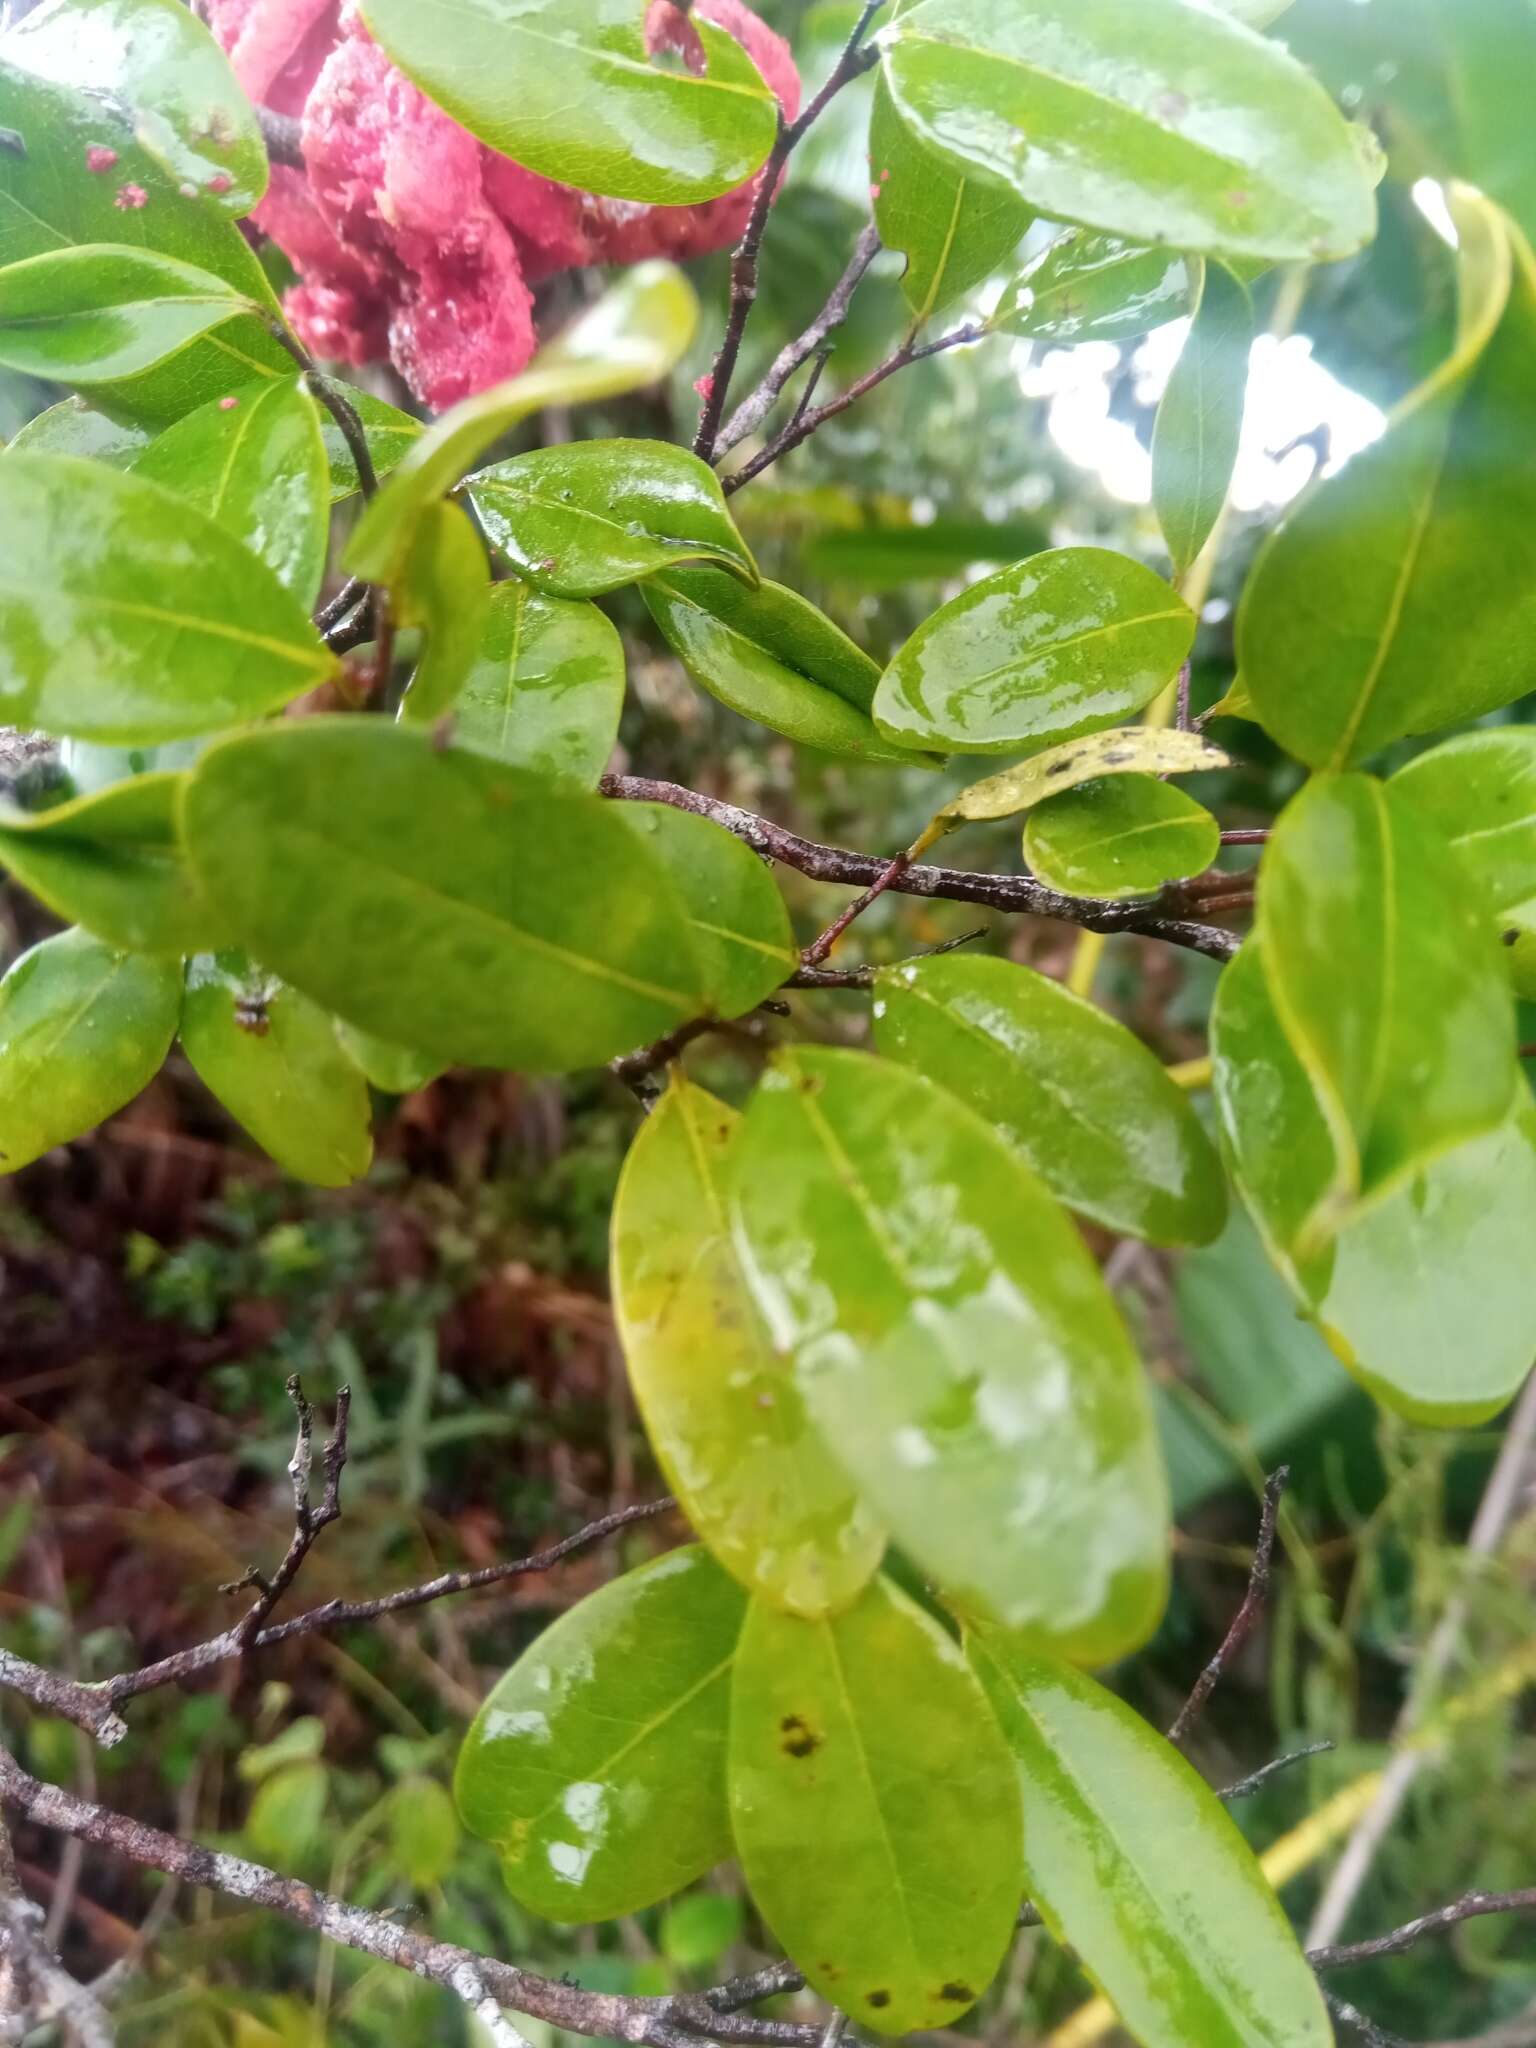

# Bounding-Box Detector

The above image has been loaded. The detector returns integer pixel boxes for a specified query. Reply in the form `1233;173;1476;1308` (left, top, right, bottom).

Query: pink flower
85;144;119;173
113;183;149;210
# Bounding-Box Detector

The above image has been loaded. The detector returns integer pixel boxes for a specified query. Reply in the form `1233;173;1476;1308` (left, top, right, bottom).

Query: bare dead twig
1217;1739;1334;1803
1168;1466;1288;1746
231;1378;350;1646
1310;1890;1536;1973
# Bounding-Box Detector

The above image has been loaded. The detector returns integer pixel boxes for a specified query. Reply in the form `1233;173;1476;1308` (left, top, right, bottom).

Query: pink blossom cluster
207;0;799;410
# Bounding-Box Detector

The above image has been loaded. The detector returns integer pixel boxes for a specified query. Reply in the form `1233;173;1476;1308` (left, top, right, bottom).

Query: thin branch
256;105;304;169
266;321;378;500
0;1813;113;2048
1219;827;1270;846
1324;1988;1410;2048
314;575;369;634
801;847;914;969
1218;1740;1334;1803
1310;1890;1536;1972
232;1378;350;1646
1168;1466;1288;1746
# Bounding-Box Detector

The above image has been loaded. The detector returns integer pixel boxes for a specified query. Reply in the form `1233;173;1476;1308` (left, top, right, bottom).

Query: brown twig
1168;1466;1288;1746
1218;1740;1334;1803
1310;1890;1536;1973
266;321;378;500
801;847;915;969
256;105;304;169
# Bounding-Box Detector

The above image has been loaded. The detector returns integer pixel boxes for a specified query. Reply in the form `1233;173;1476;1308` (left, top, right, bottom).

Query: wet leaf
729;1574;1022;2035
993;229;1194;345
0;926;179;1173
0;243;254;383
319;387;422;501
1152;259;1253;573
873;953;1225;1247
874;549;1195;756
6;397;150;468
452;582;624;789
938;727;1228;827
730;1046;1169;1661
395;500;493;727
455;1547;746;1920
1023;773;1221;899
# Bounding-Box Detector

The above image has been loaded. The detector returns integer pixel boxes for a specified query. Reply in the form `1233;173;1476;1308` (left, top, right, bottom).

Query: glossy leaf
182;721;707;1072
0;243;254;383
333;1021;444;1096
0;772;229;956
8;0;267;216
879;0;1376;264
874;548;1195;756
133;375;328;605
873;952;1225;1247
455;1547;746;1920
729;1575;1022;2035
320;388;422;502
613;1078;883;1617
644;569;922;767
1023;773;1221;899
395;501;493;727
360;0;778;206
970;1635;1331;2048
470;439;757;598
1257;773;1515;1233
1152;259;1253;573
0;927;179;1173
869;72;1031;324
7;398;150;468
453;582;624;788
348;265;698;585
731;1047;1170;1661
1240;191;1536;767
615;805;796;1020
938;727;1228;827
0;60;287;425
993;229;1194;345
1393;728;1536;996
0;454;333;742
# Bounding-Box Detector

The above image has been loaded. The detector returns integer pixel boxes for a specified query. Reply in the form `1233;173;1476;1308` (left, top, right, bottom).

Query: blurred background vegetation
4;1;1536;2042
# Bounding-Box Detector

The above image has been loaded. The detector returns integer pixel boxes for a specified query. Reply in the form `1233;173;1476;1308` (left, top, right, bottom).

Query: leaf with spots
935;727;1229;830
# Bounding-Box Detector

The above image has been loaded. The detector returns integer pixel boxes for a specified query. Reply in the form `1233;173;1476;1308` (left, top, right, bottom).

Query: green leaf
614;806;796;1020
0;454;333;742
319;386;422;502
133;375;328;605
180;953;374;1188
659;1892;744;1973
970;1636;1331;2048
182;720;708;1072
0;927;179;1173
1152;259;1252;573
6;397;150;468
453;582;624;789
347;264;698;586
1257;773;1515;1233
1240;191;1536;767
7;0;268;217
395;500;493;726
938;726;1228;828
246;1762;328;1870
1023;774;1221;899
0;60;288;425
454;1546;746;1920
800;515;1051;591
333;1020;444;1096
470;439;757;598
1216;0;1293;23
0;243;254;382
0;771;229;955
869;73;1031;325
730;1047;1169;1661
1393;728;1536;996
644;569;923;767
872;952;1225;1247
879;0;1376;264
358;0;779;206
992;229;1194;345
613;1078;883;1618
729;1574;1023;2035
388;1778;461;1892
874;549;1195;756
1421;0;1536;251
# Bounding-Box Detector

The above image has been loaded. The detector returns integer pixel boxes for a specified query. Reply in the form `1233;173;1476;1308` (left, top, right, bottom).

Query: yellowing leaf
939;726;1229;827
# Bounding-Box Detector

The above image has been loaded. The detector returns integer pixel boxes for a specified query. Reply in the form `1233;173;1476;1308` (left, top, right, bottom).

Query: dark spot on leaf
938;1983;975;2004
1101;748;1132;764
0;126;25;158
866;1991;891;2009
780;1714;821;1759
1505;928;1521;946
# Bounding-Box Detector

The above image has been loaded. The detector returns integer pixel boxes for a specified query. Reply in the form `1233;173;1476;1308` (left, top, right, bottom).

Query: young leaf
7;0;268;217
993;229;1194;345
133;375;328;605
614;805;796;1020
730;1047;1170;1662
1023;773;1221;899
873;549;1195;756
180;954;374;1188
0;455;333;742
613;1078;883;1618
1257;773;1515;1227
869;73;1031;325
319;386;422;502
0;771;229;956
453;582;624;789
333;1021;444;1097
387;1778;461;1893
873;953;1226;1248
969;1636;1332;2048
0;927;180;1173
395;500;493;727
455;1547;746;1920
937;727;1228;827
1152;259;1253;573
879;0;1376;264
729;1575;1023;2035
182;721;708;1072
644;570;922;767
6;399;150;468
470;439;757;598
1240;190;1536;767
0;244;255;383
347;264;699;585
